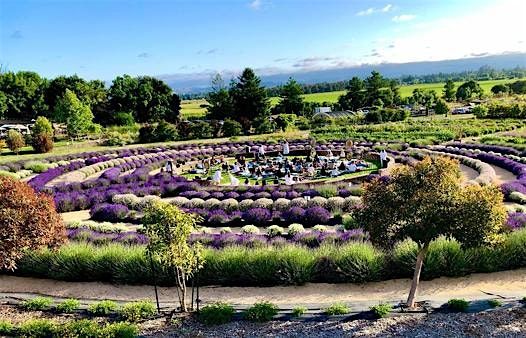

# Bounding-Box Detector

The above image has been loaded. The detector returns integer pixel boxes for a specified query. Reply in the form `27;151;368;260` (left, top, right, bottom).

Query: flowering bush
287;223;305;236
243;208;272;226
303;207;331;226
506;212;526;230
90;203;129;222
308;196;328;208
252;198;273;210
239;199;254;211
266;225;284;237
282;207;305;223
241;225;260;234
289;197;308;208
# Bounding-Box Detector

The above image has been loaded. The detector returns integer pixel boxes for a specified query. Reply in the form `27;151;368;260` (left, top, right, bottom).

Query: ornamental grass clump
325;303;350;315
244;301;279;322
0;320;14;336
291;306;307;317
199;302;235;325
56;298;80;313
21;296;53;311
88;300;118;316
447;298;469;312
370;303;392;318
487;299;502;308
119;300;156;322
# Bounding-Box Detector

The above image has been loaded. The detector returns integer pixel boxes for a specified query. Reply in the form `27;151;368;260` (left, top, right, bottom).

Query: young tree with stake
143;201;204;312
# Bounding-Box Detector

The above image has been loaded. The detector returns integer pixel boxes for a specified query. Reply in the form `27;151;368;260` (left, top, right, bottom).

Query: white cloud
357;4;393;16
357;7;375;16
392;14;415;22
381;4;393;12
365;0;526;64
249;0;262;10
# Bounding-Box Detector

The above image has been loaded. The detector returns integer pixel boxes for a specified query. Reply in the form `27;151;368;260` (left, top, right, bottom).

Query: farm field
182;78;524;118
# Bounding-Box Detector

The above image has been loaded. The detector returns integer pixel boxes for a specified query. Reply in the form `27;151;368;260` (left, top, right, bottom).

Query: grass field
182;78;524;118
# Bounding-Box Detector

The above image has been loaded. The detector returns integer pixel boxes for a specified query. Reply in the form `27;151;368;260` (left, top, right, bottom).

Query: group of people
183;140;373;186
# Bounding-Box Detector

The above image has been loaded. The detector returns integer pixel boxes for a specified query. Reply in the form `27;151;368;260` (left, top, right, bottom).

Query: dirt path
490;164;516;184
459;164;479;182
1;269;524;310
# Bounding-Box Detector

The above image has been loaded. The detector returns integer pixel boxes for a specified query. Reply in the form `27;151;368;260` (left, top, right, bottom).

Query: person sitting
229;174;240;186
347;162;357;172
307;165;315;177
320;165;328;176
284;172;294;185
212;170;222;185
338;161;346;171
232;162;241;173
222;162;229;171
244;178;250;185
331;168;340;177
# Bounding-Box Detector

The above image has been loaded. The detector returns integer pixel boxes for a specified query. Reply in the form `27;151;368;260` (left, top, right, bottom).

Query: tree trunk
406;244;429;308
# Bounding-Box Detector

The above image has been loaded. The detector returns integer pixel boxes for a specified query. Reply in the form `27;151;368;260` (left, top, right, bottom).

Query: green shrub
370;303;392;318
291;306;307;317
18;319;57;337
101;321;138;338
56;298;80;313
21;296;53;311
88;300;118;316
447;298;469;312
487;299;502;308
325;302;350;315
244;301;279;322
61;319;101;338
198;302;235;325
0;320;14;336
119;300;156;322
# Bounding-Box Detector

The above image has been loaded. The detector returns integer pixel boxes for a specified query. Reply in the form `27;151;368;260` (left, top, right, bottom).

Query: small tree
6;130;25;154
31;116;54;153
443;80;456;102
143;202;203;312
54;89;96;139
222;118;242;137
434;99;449;115
355;157;507;308
472;105;488;118
0;177;66;270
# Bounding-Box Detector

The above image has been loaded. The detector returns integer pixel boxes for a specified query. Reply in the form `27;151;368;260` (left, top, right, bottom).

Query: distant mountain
160;53;526;94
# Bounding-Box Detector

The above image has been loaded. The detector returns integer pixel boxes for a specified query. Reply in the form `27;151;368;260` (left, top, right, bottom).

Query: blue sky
1;0;524;81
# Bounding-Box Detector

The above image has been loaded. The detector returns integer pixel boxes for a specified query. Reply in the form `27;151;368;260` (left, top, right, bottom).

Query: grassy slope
183;78;524;118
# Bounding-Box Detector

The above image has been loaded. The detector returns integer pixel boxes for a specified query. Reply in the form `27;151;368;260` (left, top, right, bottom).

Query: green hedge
10;229;526;287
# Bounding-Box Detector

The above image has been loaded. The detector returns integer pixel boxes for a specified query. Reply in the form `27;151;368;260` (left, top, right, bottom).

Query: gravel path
1;269;524;311
145;306;526;337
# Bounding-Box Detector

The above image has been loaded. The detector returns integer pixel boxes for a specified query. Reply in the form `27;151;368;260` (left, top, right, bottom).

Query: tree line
0;72;181;125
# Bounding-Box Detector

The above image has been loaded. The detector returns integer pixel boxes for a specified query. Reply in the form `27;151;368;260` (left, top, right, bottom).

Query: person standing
283;141;290;155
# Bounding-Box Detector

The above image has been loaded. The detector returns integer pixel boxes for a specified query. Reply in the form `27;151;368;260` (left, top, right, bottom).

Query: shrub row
0;318;138;338
11;229;526;287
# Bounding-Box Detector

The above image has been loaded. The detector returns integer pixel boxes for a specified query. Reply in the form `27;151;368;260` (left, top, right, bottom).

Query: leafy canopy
356;156;507;249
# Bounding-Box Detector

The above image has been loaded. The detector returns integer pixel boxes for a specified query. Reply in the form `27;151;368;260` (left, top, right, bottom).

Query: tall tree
365;71;387;106
456;80;483;101
229;68;270;131
0;71;48;119
31;116;54;153
338;77;366;111
443;80;456;102
44;75;106;115
276;77;304;115
205;74;233;120
355;157;507;308
53;89;95;138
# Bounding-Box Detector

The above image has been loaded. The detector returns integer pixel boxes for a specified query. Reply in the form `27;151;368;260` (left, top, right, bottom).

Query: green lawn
181;99;207;119
187;78;524;110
